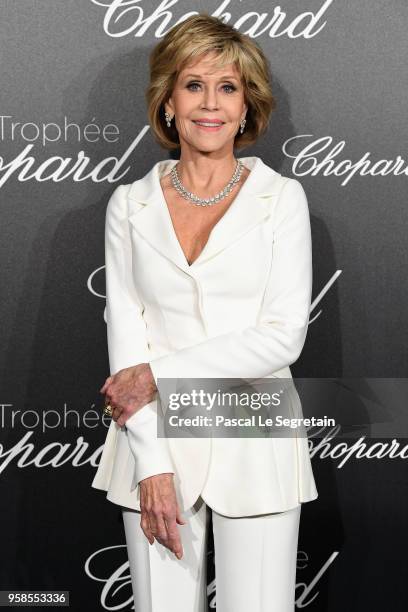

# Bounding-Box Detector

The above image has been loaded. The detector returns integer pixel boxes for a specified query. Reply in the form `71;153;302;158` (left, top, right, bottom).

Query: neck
176;152;238;193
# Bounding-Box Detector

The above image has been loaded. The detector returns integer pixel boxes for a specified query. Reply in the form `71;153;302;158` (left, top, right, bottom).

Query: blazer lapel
127;156;282;274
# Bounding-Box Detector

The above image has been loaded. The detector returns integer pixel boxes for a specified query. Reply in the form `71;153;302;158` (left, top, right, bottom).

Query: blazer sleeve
148;178;312;382
104;184;175;485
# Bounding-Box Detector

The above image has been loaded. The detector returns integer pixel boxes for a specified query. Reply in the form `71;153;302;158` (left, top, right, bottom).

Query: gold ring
103;404;113;417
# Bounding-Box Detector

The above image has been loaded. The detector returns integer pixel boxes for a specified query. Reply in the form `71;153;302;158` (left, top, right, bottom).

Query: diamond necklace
170;159;244;206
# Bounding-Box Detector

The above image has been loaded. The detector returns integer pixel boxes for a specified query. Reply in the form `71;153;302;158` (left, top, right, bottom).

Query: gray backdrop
0;1;407;610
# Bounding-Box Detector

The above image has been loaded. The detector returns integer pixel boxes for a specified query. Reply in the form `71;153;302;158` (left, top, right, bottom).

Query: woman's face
165;52;247;155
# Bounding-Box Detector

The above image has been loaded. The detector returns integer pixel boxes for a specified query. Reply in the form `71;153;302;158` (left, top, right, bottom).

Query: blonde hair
145;14;277;150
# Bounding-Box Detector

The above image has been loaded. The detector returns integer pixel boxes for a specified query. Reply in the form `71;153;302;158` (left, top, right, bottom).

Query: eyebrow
183;73;238;81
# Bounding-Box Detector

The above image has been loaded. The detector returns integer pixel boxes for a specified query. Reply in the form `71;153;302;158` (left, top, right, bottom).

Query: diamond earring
240;118;246;134
164;111;172;127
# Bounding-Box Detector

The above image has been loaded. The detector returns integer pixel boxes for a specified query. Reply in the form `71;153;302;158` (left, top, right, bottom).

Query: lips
192;120;224;126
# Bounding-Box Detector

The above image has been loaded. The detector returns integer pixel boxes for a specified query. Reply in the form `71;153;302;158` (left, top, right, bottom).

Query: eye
222;84;236;93
186;81;201;91
186;81;237;93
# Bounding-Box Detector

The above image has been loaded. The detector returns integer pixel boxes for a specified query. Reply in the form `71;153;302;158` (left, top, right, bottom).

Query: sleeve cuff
125;401;175;490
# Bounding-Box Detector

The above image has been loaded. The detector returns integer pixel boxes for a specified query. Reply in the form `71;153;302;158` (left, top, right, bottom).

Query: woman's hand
139;473;186;559
99;363;156;427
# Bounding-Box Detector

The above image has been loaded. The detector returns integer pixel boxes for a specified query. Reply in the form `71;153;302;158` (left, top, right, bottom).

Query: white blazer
91;155;318;516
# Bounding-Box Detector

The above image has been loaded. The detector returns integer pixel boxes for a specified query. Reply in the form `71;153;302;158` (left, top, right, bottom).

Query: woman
92;14;318;612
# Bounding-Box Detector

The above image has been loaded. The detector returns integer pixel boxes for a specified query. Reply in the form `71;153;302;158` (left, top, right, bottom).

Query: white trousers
122;496;301;612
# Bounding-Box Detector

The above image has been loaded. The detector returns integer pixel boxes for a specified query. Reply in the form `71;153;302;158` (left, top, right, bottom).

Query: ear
165;98;175;116
242;101;248;118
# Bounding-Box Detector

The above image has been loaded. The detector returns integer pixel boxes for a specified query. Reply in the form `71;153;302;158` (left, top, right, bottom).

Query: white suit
91;155;318;516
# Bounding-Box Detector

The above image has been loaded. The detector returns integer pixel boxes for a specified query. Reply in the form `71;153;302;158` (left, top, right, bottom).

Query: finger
149;510;169;545
116;411;127;427
165;517;184;559
176;504;187;525
100;377;113;393
112;406;123;423
140;514;154;545
139;488;155;545
149;503;178;555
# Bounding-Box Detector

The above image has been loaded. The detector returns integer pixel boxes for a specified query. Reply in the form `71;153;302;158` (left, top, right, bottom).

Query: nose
201;85;219;110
